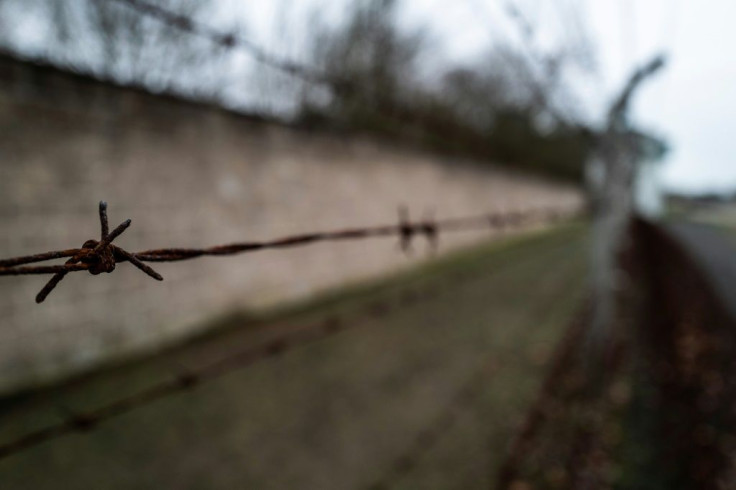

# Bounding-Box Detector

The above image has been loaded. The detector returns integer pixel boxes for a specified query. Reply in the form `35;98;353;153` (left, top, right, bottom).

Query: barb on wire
0;216;574;461
420;209;438;254
28;202;163;303
396;206;439;255
398;205;414;254
0;202;576;303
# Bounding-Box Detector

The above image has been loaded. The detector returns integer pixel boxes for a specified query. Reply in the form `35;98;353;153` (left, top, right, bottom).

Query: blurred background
1;1;735;489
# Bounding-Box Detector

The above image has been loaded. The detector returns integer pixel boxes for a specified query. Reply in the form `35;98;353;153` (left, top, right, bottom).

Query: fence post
586;56;666;354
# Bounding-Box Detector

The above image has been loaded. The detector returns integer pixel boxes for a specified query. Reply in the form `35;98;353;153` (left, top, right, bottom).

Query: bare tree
0;0;225;96
300;0;429;123
587;56;667;350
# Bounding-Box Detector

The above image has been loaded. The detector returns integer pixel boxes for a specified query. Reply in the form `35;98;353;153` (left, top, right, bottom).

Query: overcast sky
588;0;736;195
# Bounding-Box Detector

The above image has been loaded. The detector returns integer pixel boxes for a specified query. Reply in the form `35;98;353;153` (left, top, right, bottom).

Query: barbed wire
106;0;665;146
107;0;339;89
0;201;577;303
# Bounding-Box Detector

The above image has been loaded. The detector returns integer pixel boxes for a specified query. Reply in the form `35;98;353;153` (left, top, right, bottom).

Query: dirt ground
0;225;588;490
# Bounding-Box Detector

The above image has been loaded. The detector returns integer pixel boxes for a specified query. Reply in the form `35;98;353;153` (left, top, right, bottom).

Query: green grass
0;224;589;490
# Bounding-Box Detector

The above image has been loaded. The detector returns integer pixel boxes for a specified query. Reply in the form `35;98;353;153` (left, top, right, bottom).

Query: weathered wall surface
0;54;583;393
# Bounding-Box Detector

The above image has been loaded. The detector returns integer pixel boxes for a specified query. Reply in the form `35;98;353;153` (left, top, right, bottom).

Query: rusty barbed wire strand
0;225;577;461
107;0;339;88
365;358;501;490
0;202;577;303
0;209;578;461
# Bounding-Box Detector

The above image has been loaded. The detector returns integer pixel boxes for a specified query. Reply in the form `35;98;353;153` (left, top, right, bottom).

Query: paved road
664;221;736;321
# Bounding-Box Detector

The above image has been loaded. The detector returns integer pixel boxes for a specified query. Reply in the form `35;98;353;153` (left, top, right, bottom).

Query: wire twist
0;201;577;303
29;202;162;303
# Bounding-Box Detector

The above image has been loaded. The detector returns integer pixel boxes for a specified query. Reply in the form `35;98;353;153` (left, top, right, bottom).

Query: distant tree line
295;0;595;182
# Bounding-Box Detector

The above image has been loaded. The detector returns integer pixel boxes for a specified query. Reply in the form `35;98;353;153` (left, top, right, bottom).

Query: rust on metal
0;202;577;302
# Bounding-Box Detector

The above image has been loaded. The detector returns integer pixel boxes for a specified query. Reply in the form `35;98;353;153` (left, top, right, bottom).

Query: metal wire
107;0;338;88
0;201;576;303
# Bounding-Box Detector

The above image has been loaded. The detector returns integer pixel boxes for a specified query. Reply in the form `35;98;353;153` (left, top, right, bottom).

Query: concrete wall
0;54;583;394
